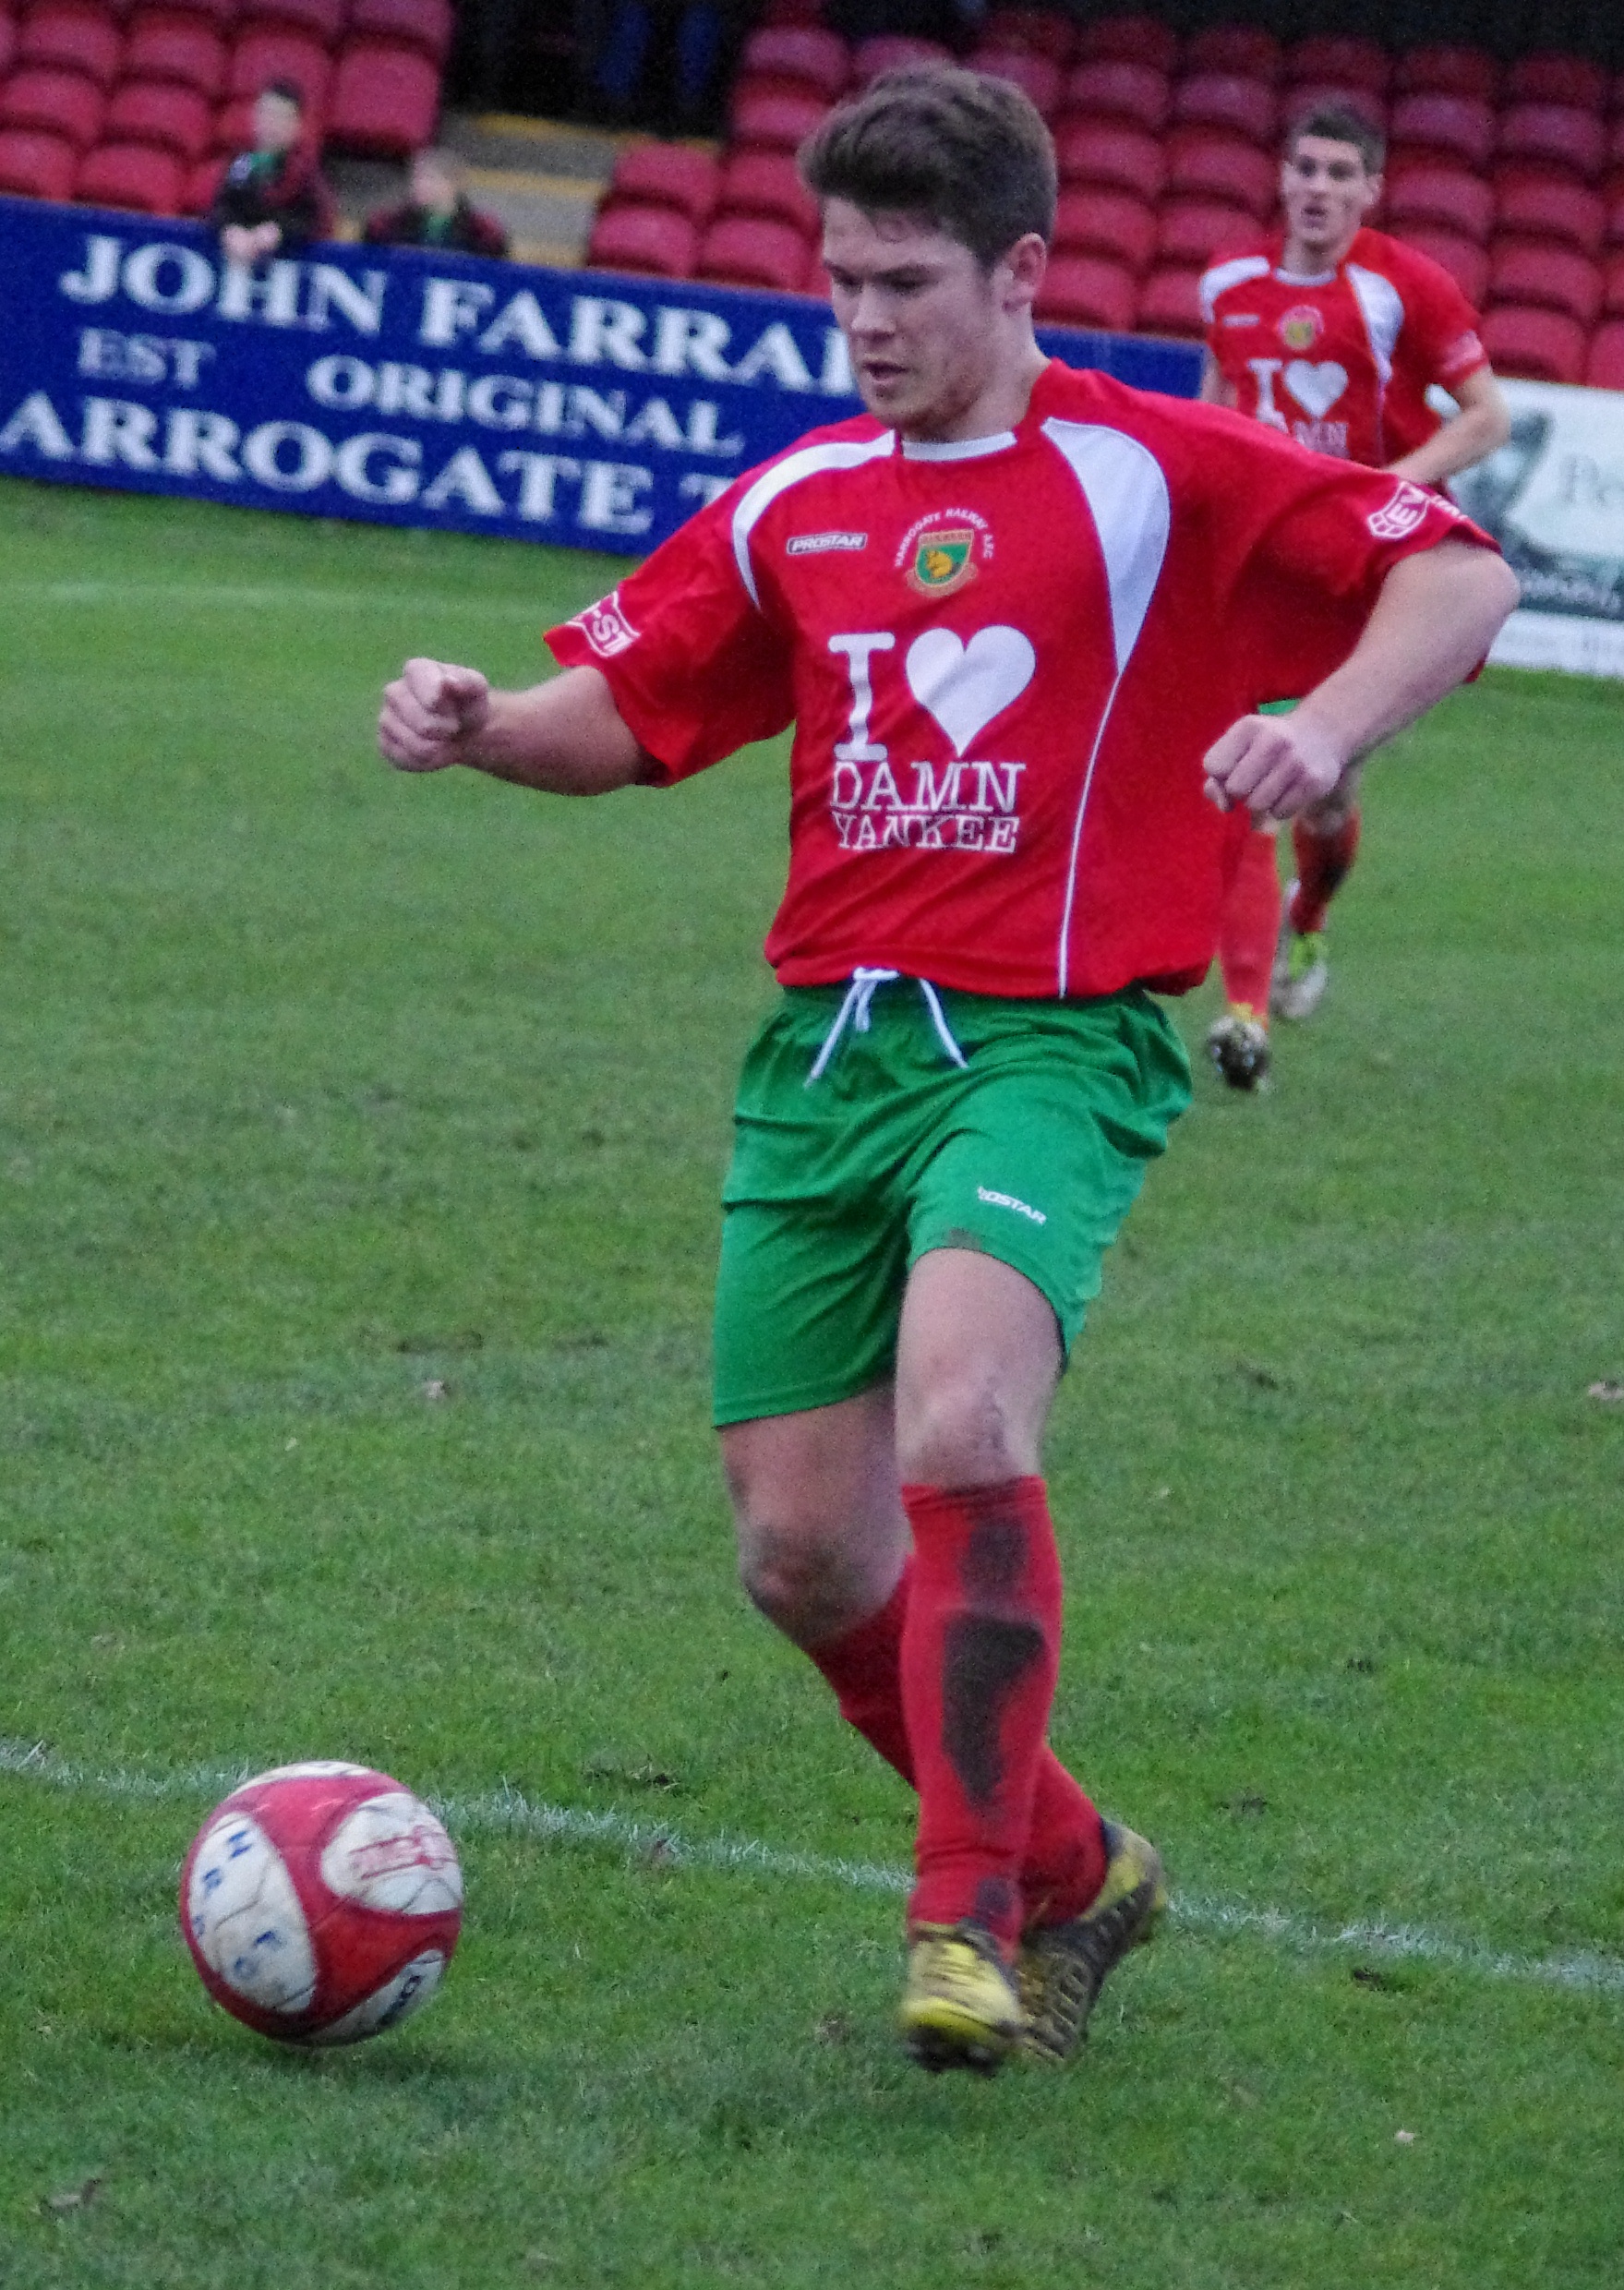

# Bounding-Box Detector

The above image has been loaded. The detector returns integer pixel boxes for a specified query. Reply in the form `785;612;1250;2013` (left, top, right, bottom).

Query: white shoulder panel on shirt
1198;253;1270;326
1040;418;1172;675
1346;262;1404;385
730;429;896;607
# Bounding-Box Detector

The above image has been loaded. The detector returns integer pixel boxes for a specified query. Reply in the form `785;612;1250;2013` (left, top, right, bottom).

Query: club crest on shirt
1278;304;1323;352
574;592;638;657
906;528;978;596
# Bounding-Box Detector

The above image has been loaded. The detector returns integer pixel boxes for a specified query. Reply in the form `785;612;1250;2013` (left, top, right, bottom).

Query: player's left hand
1202;712;1346;821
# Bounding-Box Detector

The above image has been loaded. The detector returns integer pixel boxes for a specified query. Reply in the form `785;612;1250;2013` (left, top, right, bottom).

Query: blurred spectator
583;0;741;132
365;149;511;257
209;81;335;264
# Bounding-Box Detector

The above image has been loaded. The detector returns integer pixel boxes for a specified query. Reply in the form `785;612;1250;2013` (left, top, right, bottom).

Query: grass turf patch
1;476;1621;2287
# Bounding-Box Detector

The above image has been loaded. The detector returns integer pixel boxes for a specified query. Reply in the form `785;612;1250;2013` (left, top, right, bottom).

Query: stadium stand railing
0;0;451;217
580;4;1624;389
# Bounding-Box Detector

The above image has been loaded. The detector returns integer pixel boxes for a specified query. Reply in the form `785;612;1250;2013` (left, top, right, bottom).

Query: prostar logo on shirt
787;530;868;556
574;593;638;657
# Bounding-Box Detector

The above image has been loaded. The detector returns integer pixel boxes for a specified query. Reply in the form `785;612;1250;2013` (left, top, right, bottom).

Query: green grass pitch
2;474;1621;2288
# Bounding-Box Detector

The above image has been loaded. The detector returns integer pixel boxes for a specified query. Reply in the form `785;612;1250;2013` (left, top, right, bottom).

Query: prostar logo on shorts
1366;479;1434;540
574;593;638;657
1278;305;1322;352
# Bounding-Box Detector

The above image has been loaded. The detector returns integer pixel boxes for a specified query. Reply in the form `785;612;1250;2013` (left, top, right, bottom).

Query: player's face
253;91;303;153
820;200;1035;439
1280;136;1379;262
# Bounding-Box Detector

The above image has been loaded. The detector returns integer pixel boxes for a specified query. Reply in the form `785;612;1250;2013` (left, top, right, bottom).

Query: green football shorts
712;977;1193;1427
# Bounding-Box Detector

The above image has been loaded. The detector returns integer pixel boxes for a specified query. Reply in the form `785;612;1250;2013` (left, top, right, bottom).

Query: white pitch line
2;581;549;619
5;1737;1622;1998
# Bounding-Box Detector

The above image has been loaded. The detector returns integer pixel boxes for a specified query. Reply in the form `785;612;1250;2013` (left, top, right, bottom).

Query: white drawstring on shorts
805;966;968;1084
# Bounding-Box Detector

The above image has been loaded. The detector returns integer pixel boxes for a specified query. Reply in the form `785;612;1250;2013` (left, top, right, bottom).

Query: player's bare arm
377;658;653;792
1386;366;1512;488
1204;538;1519;818
1197;352;1236;409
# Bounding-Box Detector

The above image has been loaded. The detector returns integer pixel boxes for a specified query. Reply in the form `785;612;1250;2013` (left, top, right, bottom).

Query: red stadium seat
1051;184;1155;270
1034;252;1135;330
211;93;256;151
324;38;439;154
0;13;14;78
237;0;346;40
1603;252;1624;319
1183;26;1281;81
1497;103;1605;181
1388;93;1495;171
967;45;1062;117
737;23;848;102
1385;164;1493;241
1506;53;1606;110
1283;85;1387;136
696;213;811;292
1060;60;1167;133
1156;193;1257;267
123;11;227;97
729;79;828;151
1285;36;1388;92
851;35;951;84
1489;238;1602;326
984;10;1074;64
762;0;821;23
0;66;104;145
18;1;122;86
1390;223;1487;305
587;199;698;279
1480;303;1584;381
228;27;331;111
1171;73;1276;145
76;137;185;211
1611;114;1624;172
607;139;717;223
1392;45;1497;102
104;77;211;158
1496;175;1604;255
1607;187;1624;250
1136;262;1203;337
1163;127;1274;216
153;0;238;25
346;0;454;60
1585;319;1624;388
182;146;225;210
0;123;78;194
1053;115;1163;200
716;145;815;232
1075;14;1176;74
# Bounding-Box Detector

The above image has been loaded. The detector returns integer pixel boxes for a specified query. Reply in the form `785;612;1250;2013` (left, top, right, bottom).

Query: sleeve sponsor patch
572;592;639;657
1366;479;1436;540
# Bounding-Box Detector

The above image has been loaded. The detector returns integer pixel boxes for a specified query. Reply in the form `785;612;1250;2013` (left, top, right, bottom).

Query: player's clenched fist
1202;711;1345;822
379;657;491;771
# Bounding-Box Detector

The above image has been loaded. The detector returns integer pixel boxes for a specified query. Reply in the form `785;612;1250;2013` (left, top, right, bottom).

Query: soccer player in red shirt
1199;102;1510;1089
379;70;1515;2075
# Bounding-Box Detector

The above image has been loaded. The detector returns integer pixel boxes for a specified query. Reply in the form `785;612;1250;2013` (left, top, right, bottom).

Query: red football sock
1217;822;1281;1019
1289;812;1361;935
806;1558;1109;1929
897;1477;1069;1952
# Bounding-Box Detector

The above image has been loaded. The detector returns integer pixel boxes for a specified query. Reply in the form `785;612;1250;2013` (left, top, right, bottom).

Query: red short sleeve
545;492;795;784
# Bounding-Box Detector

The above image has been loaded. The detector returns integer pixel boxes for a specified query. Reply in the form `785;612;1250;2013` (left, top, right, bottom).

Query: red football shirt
1200;226;1489;466
547;359;1490;1002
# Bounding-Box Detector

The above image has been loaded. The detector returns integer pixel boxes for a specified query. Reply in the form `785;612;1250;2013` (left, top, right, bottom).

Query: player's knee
736;1521;857;1643
896;1374;1031;1489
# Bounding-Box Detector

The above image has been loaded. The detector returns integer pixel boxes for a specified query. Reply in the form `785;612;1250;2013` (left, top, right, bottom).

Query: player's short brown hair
1284;101;1385;173
800;66;1056;267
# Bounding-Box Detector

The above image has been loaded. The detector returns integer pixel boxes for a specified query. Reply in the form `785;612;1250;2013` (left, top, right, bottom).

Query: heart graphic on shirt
1283;359;1349;418
905;626;1036;757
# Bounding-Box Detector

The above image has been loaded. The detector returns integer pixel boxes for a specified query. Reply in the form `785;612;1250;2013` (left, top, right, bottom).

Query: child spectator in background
210;80;334;263
365;150;511;259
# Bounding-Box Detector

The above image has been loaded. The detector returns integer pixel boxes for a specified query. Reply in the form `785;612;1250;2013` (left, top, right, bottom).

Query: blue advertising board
0;193;1201;552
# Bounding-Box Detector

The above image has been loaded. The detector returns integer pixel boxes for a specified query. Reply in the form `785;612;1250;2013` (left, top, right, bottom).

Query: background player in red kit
378;70;1515;2074
1199;102;1511;1089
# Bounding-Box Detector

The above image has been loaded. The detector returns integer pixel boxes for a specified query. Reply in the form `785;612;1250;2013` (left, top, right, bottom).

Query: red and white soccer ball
180;1762;463;2045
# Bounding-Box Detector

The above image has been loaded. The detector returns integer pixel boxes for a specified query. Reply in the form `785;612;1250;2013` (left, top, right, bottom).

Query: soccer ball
180;1762;463;2045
